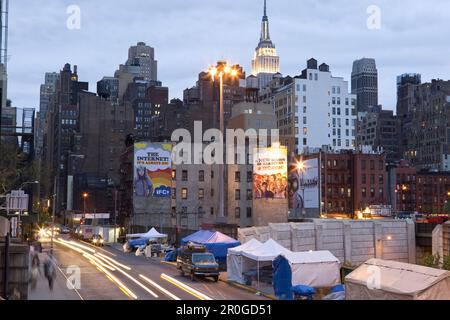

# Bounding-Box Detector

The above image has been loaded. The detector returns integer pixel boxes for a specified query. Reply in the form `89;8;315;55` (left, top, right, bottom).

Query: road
30;236;268;301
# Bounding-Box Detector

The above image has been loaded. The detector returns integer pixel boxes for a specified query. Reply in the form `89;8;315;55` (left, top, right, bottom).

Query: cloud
7;0;450;113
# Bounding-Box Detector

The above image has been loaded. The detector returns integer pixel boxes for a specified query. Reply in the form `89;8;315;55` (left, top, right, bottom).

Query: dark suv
177;243;219;282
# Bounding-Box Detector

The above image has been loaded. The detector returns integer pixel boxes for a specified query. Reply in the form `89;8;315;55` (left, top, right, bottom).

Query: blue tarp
128;238;148;248
181;230;240;262
272;255;294;300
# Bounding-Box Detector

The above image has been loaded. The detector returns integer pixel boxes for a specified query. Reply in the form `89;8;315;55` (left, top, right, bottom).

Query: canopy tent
274;251;341;289
241;239;292;261
345;259;450;300
227;239;263;283
126;228;168;249
126;227;167;239
181;230;240;262
236;239;292;289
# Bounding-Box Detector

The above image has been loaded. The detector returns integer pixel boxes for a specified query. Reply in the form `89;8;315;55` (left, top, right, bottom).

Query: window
199;170;205;182
211;170;215;179
370;161;375;170
210;207;214;215
235;207;241;219
370;175;375;185
235;171;241;182
211;188;215;197
370;188;375;198
303;84;307;92
246;207;252;218
182;207;188;214
362;160;366;170
247;171;253;182
303;106;307;113
379;161;384;170
172;170;176;180
315;73;318;81
332;97;336;105
303;127;308;135
303;138;307;146
198;189;204;200
181;188;188;199
362;188;367;198
247;189;253;200
182;170;188;181
235;189;241;200
172;188;176;199
303;117;307;125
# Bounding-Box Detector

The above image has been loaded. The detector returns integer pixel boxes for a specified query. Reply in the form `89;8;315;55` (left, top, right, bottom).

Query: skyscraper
351;58;378;113
125;42;158;82
251;0;280;89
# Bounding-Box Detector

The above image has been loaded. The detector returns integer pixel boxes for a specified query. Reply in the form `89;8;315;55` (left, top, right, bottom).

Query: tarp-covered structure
227;238;341;290
126;228;168;249
345;259;450;300
181;230;240;262
284;251;341;288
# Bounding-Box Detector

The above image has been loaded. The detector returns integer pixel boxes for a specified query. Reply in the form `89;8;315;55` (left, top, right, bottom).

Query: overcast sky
7;0;450;112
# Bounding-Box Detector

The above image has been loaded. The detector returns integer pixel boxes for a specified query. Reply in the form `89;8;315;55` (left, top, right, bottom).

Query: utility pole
114;188;117;243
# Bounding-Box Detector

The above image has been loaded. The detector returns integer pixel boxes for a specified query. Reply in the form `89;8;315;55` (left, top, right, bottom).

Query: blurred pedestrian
43;257;56;291
29;249;40;291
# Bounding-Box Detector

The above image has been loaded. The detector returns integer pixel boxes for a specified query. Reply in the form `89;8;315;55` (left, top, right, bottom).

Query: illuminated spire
260;0;270;42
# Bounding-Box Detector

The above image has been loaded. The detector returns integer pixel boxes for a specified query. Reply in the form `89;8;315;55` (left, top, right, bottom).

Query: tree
0;141;20;194
418;254;441;269
443;255;450;271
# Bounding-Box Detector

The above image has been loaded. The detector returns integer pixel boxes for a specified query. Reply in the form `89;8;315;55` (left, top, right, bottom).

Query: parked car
90;234;104;247
176;243;219;282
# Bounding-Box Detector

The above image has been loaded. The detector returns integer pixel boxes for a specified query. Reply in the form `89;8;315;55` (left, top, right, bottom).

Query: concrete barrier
238;219;416;266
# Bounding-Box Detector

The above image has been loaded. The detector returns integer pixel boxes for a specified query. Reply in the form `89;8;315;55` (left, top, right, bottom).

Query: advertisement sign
134;143;172;198
253;147;288;200
289;157;320;210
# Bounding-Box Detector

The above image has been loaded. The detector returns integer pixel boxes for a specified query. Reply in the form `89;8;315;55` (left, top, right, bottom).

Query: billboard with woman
134;142;172;198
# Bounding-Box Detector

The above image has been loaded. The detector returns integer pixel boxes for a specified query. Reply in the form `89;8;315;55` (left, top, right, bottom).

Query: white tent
283;251;341;288
346;259;450;300
227;239;263;283
239;239;293;288
126;227;167;239
241;239;292;261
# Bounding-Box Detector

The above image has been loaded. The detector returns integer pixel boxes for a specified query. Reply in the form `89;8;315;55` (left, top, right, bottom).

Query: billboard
253;147;288;200
289;157;320;210
134;142;172;198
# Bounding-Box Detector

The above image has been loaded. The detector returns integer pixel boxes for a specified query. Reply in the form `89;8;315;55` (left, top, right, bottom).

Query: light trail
139;274;181;300
160;273;213;300
95;253;131;271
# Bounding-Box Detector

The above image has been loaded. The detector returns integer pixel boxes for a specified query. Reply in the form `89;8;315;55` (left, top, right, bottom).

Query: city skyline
7;0;450;111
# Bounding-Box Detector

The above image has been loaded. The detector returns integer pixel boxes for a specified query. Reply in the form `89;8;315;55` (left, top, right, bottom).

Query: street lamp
208;61;241;218
82;192;88;219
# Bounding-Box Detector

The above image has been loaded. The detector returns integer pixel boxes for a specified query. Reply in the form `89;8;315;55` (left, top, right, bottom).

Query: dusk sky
8;0;450;112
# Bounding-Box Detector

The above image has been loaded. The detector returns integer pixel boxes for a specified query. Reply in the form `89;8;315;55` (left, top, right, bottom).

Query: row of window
175;206;253;218
173;170;254;183
174;187;253;201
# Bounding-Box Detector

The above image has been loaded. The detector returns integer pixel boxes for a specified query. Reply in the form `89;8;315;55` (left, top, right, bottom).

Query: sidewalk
28;253;82;300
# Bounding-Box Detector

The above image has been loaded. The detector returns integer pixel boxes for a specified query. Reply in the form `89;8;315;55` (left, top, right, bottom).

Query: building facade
261;59;357;155
400;79;450;171
357;105;401;164
351;58;378;113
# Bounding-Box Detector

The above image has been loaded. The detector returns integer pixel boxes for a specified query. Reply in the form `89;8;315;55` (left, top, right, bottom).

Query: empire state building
251;0;280;89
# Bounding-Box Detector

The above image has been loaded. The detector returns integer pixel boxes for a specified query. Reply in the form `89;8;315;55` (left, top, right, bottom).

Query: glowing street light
207;61;241;218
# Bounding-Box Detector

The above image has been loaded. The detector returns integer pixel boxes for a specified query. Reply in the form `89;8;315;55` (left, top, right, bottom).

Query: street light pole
114;188;118;243
208;62;240;219
219;71;225;219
